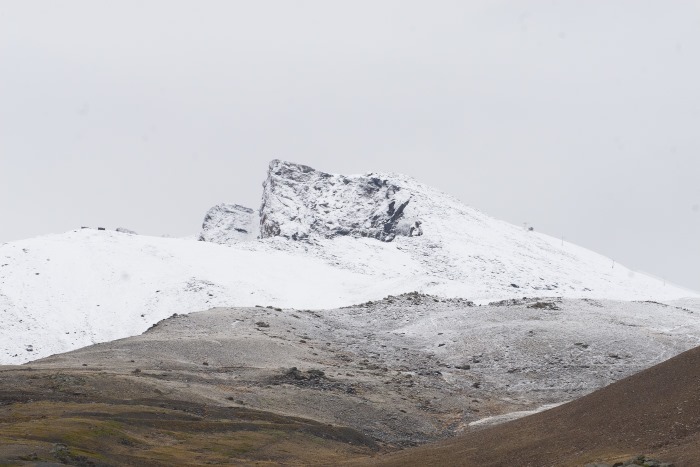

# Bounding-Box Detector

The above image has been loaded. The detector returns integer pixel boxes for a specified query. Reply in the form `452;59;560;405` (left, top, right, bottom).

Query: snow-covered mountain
202;160;695;300
0;160;696;364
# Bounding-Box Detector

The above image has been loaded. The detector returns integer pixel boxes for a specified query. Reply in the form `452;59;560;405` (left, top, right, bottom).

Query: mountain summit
260;160;420;242
200;160;422;243
0;160;695;364
200;160;693;301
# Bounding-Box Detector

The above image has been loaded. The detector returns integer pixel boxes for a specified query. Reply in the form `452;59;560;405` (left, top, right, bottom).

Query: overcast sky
1;1;698;292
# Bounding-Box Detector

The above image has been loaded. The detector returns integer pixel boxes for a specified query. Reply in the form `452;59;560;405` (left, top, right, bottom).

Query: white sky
1;1;699;291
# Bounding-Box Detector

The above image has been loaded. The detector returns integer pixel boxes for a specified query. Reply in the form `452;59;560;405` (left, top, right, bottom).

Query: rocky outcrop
258;160;422;242
198;203;258;243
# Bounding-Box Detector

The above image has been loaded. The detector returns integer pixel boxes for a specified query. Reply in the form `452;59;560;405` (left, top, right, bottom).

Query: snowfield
0;160;696;364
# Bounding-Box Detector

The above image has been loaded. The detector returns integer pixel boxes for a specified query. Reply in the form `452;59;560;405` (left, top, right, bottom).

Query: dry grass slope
0;369;377;466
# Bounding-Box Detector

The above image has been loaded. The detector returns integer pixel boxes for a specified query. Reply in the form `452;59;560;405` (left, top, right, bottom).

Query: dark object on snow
409;221;424;237
528;301;560;311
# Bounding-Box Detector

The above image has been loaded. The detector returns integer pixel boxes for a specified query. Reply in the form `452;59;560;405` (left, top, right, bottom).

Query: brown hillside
360;345;700;467
0;368;378;466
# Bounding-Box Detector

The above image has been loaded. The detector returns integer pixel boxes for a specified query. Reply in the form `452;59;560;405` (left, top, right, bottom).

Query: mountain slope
28;297;700;446
0;160;696;364
202;160;694;302
0;229;387;364
2;299;699;465
363;340;700;467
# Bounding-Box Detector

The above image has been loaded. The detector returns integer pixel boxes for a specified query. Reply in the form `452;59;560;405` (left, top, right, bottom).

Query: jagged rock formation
116;227;138;235
260;160;422;242
198;203;258;243
200;160;424;243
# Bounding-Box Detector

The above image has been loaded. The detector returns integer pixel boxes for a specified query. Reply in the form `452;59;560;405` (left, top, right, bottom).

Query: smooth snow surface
0;161;697;364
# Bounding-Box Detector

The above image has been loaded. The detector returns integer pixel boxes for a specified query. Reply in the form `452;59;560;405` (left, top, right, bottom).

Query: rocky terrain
199;160;423;243
198;204;258;243
1;297;699;465
363;336;700;467
258;160;419;241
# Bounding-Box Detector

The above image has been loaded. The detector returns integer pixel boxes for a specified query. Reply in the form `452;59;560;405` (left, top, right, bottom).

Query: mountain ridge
0;160;696;365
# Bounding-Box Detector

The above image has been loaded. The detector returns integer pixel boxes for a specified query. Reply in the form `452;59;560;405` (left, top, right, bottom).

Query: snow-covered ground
0;161;696;364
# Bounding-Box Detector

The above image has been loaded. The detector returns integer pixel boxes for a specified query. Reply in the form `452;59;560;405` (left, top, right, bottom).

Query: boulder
198;203;258;243
258;160;422;242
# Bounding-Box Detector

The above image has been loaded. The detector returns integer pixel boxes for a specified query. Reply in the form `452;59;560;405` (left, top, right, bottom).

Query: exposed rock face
259;160;421;242
199;160;424;243
198;203;258;243
116;227;138;235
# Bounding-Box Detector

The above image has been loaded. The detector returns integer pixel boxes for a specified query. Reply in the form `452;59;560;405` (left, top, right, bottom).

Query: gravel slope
364;342;700;466
16;296;700;447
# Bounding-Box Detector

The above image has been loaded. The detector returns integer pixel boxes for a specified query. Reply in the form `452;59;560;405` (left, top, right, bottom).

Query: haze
0;1;698;291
